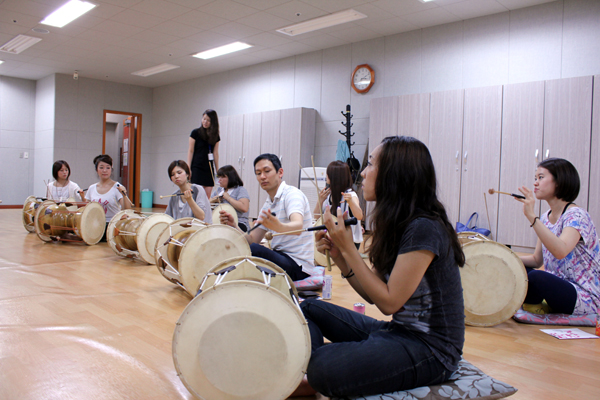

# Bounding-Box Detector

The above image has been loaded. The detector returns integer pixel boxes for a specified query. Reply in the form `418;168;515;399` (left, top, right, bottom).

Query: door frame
102;110;142;206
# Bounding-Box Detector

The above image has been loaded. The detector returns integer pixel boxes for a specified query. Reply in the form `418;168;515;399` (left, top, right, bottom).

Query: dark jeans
301;299;451;397
525;268;577;314
250;243;309;281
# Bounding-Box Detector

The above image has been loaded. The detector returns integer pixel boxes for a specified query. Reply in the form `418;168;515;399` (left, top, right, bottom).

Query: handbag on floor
456;212;491;237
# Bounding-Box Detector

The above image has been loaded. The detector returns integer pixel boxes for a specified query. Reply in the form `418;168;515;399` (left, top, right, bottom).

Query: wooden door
398;93;430;146
459;86;503;239
428;89;464;226
497;81;545;248
589;75;600;225
542;76;593;213
258;110;281;211
243;113;262;218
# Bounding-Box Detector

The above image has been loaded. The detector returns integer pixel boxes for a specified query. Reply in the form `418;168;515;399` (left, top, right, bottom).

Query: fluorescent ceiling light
418;0;435;3
0;35;43;54
192;42;252;60
0;60;4;65
41;0;97;28
131;63;180;77
277;9;367;36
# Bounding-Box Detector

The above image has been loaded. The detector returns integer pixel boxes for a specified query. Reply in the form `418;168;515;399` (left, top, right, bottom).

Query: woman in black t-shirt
187;109;220;199
295;136;465;398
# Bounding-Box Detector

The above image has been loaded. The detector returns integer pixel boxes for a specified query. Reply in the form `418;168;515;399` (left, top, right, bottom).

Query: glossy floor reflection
1;209;599;400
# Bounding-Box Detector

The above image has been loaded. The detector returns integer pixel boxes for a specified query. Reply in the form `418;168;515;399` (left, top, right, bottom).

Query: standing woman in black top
188;109;220;199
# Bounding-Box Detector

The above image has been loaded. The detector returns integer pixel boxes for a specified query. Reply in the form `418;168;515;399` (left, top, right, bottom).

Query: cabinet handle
463;151;468;161
455;151;459;159
535;149;539;158
545;149;549;158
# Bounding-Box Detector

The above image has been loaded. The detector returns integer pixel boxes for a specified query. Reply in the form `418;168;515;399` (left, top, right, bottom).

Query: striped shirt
258;181;316;275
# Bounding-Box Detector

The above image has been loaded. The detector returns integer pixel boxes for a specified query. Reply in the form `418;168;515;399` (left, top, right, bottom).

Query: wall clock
351;64;374;93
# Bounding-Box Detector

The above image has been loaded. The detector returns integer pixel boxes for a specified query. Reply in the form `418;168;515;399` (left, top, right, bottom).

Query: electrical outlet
23;152;29;159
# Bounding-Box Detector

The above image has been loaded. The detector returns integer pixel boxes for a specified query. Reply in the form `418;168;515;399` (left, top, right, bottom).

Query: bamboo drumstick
159;193;184;199
265;217;358;241
488;188;525;199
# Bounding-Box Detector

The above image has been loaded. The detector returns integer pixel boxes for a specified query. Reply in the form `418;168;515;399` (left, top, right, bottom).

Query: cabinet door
220;114;244;172
590;75;600;225
497;81;545;248
243;113;262;218
459;86;503;238
257;110;281;210
542;76;593;212
280;108;317;190
429;89;464;226
398;93;430;146
369;97;398;151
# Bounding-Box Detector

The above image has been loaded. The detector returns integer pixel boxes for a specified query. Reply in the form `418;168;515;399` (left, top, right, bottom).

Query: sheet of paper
540;328;599;340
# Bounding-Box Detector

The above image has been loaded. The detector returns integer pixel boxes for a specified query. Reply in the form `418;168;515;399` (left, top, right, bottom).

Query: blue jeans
250;243;309;281
301;299;451;397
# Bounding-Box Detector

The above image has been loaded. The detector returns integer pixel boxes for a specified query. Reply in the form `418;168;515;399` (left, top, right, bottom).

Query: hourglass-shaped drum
34;200;106;245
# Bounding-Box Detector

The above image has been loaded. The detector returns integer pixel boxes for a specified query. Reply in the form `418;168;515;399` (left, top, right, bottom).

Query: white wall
52;74;153;197
0;76;37;205
150;0;600;206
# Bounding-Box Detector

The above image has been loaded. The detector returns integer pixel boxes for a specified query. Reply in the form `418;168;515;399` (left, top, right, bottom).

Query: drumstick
265;217;358;240
488;188;525;199
160;193;184;199
247;212;276;234
312;155;332;272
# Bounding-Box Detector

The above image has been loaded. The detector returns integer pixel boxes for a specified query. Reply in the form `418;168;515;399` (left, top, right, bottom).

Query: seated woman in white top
85;154;132;241
165;160;212;223
46;160;84;201
314;161;364;249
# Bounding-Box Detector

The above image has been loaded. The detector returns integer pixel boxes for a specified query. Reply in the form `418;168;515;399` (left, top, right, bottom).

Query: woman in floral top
516;158;600;315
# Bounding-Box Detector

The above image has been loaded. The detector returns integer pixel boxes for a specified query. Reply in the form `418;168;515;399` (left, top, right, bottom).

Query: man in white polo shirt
220;153;315;281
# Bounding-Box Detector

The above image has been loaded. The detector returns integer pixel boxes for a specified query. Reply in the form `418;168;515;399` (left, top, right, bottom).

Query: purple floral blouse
541;207;600;315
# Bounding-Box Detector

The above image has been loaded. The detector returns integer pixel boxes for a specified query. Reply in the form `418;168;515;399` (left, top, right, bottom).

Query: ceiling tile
211;21;262;40
131;0;192;19
172;10;229;30
401;7;462;29
265;0;329;23
197;0;260;20
111;9;167;29
444;0;508;20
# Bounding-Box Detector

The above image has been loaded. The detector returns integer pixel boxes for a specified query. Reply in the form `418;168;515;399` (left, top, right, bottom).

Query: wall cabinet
219;107;316;219
369;76;597;249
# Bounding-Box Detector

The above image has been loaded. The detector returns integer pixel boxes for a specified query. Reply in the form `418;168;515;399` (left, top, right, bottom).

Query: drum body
107;210;173;264
173;257;310;400
313;217;335;267
155;221;250;296
34;200;106;245
211;203;238;226
23;196;42;233
460;240;528;327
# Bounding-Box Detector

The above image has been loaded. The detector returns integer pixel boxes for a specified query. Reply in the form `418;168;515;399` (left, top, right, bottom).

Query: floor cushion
332;359;517;400
294;266;325;290
513;308;596;326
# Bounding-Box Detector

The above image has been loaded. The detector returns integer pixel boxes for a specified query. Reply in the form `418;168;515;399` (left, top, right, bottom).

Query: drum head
22;195;38;233
154;218;207;272
173;281;310;400
107;210;136;256
460;241;528;327
457;231;489;246
79;202;106;245
212;204;238;226
313;217;335;267
203;256;299;302
138;213;173;264
34;200;57;242
179;225;250;296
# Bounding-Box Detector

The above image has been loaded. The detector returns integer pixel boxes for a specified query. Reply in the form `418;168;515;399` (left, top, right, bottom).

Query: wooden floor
1;208;599;400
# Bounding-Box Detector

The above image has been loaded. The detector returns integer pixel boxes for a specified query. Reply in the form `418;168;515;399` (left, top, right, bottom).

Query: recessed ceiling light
192;42;252;60
276;9;367;36
131;63;180;77
418;0;435;3
0;35;42;54
41;0;97;28
0;60;4;65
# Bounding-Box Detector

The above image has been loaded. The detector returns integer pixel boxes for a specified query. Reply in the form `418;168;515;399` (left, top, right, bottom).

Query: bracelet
341;269;355;279
530;217;538;227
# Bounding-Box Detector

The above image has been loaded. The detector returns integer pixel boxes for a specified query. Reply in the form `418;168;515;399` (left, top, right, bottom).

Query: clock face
353;67;372;90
